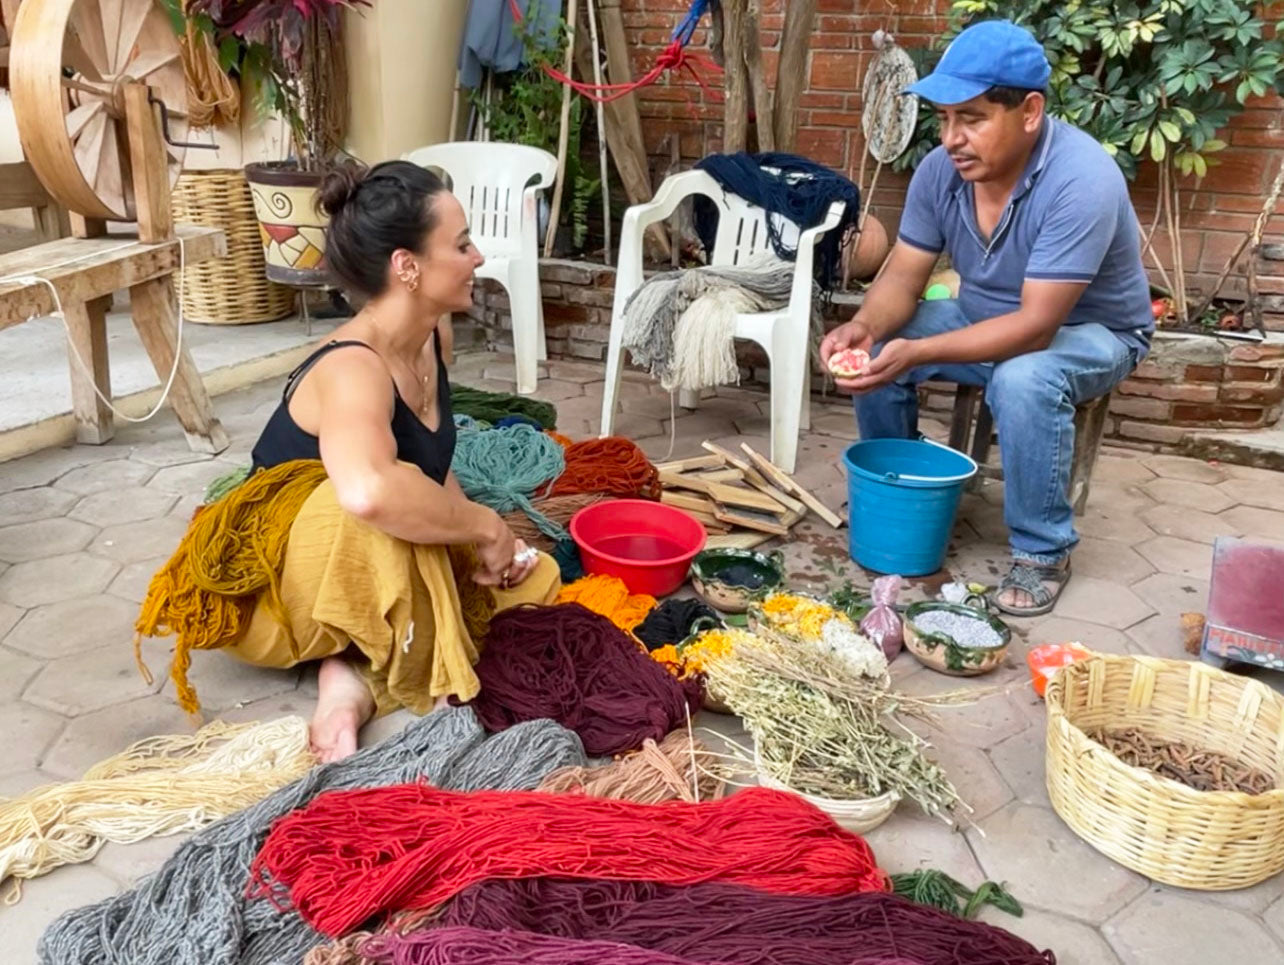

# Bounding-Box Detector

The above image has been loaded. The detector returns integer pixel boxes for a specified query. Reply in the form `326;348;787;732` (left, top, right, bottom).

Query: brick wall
618;0;1284;325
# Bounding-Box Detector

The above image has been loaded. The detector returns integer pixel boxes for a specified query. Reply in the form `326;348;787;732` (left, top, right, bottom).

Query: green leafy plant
178;0;370;170
468;9;600;252
898;1;1284;325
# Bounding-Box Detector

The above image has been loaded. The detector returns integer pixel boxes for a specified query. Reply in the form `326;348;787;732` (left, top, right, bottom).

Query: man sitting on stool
821;20;1153;616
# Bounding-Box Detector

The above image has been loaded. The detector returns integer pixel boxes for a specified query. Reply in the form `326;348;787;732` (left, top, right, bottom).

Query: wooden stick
714;506;790;535
739;442;844;528
585;0;612;265
705;531;774;551
1192;163;1284;322
661;490;721;517
743;0;773;152
698;467;745;483
543;0;579;257
658;470;787;514
721;0;748;153
773;0;818;151
657;453;725;473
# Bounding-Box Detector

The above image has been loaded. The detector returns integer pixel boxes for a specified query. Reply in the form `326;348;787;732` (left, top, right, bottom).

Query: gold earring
399;266;420;292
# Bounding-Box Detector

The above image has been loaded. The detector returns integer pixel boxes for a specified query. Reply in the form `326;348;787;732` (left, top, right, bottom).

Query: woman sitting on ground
138;161;560;762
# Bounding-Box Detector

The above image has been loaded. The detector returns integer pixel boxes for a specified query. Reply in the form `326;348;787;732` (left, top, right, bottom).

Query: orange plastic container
1027;643;1093;698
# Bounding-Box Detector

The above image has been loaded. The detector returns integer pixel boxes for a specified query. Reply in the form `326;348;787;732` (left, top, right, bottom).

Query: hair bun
318;162;369;217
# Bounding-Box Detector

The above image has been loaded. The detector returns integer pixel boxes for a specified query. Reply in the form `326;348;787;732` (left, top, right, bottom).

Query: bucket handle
879;437;979;484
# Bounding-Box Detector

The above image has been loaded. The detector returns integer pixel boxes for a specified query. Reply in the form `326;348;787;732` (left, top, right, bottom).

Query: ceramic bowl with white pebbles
903;602;1011;676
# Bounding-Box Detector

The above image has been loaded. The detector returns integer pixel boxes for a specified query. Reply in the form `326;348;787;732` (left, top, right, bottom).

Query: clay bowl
903;601;1011;677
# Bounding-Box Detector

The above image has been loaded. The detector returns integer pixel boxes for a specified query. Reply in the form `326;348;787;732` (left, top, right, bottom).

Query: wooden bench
947;384;1112;516
0;225;229;452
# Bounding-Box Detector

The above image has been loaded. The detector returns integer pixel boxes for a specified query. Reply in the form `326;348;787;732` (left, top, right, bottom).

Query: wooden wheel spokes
13;0;189;221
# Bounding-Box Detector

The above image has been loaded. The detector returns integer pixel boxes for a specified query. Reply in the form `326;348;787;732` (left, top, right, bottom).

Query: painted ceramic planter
689;548;785;613
244;162;329;288
903;602;1011;676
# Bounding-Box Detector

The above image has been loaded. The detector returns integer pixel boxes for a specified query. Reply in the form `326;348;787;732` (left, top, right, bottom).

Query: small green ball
924;283;952;301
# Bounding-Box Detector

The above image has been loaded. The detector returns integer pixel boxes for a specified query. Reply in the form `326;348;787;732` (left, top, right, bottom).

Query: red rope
248;785;889;937
507;0;723;104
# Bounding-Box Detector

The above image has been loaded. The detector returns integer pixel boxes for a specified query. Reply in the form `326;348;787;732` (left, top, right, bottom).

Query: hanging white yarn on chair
621;255;807;393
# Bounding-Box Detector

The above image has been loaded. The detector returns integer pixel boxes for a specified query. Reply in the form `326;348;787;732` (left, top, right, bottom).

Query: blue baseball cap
905;20;1051;105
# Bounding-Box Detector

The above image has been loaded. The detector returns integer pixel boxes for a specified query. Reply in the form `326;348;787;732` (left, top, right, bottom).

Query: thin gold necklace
360;309;433;419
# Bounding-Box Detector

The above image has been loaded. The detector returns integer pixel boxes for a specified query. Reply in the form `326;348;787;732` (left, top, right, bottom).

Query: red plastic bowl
569;498;707;597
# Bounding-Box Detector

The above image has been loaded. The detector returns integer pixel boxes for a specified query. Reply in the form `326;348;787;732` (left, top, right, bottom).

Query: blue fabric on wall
458;0;564;88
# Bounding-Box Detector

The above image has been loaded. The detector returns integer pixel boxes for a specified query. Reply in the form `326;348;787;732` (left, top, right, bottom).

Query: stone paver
91;516;190;564
24;643;163;717
985;907;1123;965
1065;538;1156;585
969;803;1149;922
0;701;65;776
1220;505;1284;542
0;552;120;607
107;556;168;604
1131;573;1211;620
1139;503;1243;543
989;717;1051;806
1267;894;1284;944
40;694;195;780
1142;455;1227;485
1053;576;1155;630
2;864;123;963
0;517;98;563
1026;616;1134;654
863;810;987;882
69;487;177;527
0;601;21;639
54;458;156;495
0;645;40;702
1140;477;1235;513
146;459;244;496
0;351;1282;956
1104;889;1284;964
1217;476;1284;513
1134;535;1213;579
0;486;79;528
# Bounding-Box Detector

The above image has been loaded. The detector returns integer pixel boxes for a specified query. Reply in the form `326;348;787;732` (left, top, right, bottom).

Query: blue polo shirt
899;116;1153;354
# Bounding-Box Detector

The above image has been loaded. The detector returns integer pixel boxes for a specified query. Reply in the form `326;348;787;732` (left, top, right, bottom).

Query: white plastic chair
404;142;557;395
599;169;845;473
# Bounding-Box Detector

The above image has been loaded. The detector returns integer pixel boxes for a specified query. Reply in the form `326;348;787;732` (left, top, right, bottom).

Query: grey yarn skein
38;706;587;965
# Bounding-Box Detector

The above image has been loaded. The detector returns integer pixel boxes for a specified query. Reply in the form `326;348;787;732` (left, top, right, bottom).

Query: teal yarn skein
452;424;569;541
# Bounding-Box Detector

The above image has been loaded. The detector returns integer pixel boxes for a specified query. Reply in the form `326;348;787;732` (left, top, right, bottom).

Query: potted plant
189;0;370;286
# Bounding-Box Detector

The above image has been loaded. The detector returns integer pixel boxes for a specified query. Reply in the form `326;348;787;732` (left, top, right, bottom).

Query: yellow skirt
224;480;561;716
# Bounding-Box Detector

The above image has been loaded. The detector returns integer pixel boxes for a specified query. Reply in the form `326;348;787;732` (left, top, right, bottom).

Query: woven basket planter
1046;653;1284;890
173;169;296;324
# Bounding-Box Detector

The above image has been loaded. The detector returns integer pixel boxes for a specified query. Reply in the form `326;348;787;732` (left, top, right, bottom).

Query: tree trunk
721;0;749;153
773;0;818;152
743;0;774;152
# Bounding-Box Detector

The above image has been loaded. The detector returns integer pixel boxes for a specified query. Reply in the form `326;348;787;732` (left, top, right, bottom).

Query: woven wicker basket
1046;653;1284;890
173;169;296;324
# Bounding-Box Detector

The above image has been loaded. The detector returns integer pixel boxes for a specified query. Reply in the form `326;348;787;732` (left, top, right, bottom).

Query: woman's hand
473;516;518;586
501;539;539;588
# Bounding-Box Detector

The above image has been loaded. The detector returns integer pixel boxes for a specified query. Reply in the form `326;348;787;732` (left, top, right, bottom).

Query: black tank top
250;339;456;484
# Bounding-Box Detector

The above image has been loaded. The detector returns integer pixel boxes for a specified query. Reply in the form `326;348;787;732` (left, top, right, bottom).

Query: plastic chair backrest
706;175;804;270
404;142;557;259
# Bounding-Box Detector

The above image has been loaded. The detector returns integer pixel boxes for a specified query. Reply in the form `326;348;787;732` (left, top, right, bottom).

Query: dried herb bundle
703;632;973;819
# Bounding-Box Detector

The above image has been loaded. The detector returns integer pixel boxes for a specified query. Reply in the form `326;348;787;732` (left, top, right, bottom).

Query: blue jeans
855;299;1138;564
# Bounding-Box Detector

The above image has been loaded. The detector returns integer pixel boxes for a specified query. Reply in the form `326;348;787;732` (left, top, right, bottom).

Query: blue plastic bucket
842;438;978;576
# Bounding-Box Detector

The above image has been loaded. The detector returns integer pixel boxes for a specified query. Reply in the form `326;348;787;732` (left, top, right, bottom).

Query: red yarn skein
248;785;889;937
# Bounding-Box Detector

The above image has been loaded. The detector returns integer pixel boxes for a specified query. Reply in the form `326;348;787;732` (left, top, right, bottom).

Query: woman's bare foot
310;656;376;763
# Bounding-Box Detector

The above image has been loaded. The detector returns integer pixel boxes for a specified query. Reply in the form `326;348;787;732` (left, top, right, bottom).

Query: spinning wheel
10;0;189;221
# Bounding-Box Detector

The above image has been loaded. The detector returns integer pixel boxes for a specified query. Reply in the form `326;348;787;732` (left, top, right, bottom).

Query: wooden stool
947;384;1112;516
